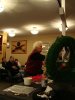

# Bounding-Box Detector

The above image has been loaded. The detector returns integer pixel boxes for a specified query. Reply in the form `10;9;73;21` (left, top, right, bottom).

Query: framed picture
0;35;2;54
11;40;27;54
42;42;50;55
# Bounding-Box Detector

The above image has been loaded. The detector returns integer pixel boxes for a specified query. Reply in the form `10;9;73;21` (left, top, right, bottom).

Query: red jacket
25;52;45;76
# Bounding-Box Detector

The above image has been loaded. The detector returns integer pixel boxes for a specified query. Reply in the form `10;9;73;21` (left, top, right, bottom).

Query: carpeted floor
0;81;75;100
0;81;11;91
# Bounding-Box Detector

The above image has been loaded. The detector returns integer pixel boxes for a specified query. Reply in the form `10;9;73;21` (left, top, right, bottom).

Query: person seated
0;57;8;80
2;57;7;69
7;56;20;76
15;59;21;69
25;41;45;77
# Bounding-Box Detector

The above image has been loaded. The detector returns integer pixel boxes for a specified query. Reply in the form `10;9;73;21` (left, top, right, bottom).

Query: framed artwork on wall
0;35;2;54
42;42;50;55
11;40;27;54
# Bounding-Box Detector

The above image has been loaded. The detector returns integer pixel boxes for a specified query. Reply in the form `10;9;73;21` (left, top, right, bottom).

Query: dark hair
2;57;6;61
15;59;18;61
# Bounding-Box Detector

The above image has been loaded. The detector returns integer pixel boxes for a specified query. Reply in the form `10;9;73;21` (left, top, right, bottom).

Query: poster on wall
0;35;2;54
11;40;27;54
42;42;50;55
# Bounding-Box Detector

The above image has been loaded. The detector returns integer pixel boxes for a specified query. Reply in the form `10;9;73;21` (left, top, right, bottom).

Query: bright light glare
8;31;16;37
0;1;4;12
2;0;17;12
25;24;45;31
3;28;16;37
31;27;39;35
59;24;68;32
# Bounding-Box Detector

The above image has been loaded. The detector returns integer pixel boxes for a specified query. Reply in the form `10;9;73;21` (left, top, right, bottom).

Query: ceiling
0;0;75;36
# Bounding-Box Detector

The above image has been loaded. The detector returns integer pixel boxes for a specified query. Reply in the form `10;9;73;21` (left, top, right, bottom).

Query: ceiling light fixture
59;24;68;32
8;29;16;37
31;27;39;35
0;0;4;13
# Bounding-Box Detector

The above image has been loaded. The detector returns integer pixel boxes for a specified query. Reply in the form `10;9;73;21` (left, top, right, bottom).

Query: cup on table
23;77;32;85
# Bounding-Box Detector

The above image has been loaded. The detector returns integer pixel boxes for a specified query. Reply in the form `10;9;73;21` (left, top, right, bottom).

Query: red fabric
25;52;45;75
32;75;42;82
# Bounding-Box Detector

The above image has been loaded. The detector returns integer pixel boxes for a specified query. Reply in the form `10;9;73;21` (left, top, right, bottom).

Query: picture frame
0;35;2;54
42;42;50;55
11;40;27;54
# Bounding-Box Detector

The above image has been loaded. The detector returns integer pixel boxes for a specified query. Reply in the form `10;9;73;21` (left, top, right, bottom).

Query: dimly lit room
0;0;75;100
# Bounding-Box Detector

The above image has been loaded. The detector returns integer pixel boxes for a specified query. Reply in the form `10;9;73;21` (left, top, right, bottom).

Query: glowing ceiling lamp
31;27;39;35
0;0;4;13
8;29;16;37
59;24;68;32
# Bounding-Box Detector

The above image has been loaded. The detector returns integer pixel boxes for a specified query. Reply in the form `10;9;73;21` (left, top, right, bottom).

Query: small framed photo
42;42;50;55
0;35;2;54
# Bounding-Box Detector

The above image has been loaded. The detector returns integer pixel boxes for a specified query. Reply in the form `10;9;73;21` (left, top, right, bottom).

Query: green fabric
46;36;75;82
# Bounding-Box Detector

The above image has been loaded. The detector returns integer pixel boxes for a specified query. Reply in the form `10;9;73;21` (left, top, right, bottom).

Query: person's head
33;41;43;53
9;56;14;62
2;57;6;62
15;59;18;63
15;59;18;61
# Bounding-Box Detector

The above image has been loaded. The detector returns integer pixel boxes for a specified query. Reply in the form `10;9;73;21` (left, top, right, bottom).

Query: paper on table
44;86;52;93
3;85;35;95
